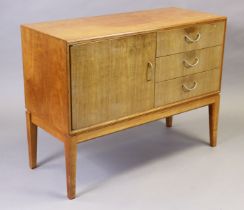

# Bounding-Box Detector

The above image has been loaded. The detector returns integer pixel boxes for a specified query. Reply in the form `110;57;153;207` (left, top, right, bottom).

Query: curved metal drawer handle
183;57;199;68
182;81;198;92
184;33;201;43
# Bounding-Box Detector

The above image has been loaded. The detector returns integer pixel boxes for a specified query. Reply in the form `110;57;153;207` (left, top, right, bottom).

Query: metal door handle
183;57;199;68
184;33;201;43
182;81;198;92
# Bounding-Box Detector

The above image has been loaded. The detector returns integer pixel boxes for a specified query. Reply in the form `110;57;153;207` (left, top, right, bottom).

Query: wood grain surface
156;46;222;81
155;69;220;107
21;26;70;134
71;33;156;130
157;21;225;56
22;7;226;43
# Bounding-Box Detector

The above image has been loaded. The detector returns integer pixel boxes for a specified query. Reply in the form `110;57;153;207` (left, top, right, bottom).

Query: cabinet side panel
21;26;69;134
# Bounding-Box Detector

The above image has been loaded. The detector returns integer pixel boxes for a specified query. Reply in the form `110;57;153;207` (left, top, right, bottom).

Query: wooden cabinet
21;7;227;199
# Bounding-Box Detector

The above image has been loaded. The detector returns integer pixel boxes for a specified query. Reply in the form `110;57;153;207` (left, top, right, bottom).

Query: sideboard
21;7;227;199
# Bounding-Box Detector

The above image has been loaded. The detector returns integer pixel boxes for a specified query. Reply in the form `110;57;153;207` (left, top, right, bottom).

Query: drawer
156;46;222;82
157;21;225;56
155;69;220;107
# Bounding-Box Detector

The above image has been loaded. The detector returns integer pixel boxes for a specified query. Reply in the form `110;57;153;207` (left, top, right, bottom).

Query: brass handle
184;33;201;43
182;81;198;92
147;61;153;81
183;57;199;68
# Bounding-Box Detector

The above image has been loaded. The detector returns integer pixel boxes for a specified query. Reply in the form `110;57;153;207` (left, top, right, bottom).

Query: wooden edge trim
219;19;227;91
72;93;220;143
67;41;72;135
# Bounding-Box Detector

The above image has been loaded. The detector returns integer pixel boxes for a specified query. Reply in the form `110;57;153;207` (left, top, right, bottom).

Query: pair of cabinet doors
71;33;156;131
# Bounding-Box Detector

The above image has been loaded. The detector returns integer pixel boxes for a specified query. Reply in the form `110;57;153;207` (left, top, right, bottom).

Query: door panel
70;33;156;130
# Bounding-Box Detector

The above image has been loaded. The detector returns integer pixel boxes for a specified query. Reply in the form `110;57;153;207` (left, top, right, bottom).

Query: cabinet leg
26;111;38;169
166;116;173;127
64;140;77;199
209;95;220;147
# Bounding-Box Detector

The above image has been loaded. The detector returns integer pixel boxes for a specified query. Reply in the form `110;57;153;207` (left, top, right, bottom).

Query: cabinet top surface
22;7;226;43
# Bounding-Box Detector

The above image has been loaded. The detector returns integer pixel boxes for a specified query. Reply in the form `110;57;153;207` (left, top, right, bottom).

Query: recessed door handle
147;61;153;81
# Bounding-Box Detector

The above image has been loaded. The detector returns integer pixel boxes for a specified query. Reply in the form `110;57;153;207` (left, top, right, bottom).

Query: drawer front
157;21;225;56
156;46;222;82
155;69;220;107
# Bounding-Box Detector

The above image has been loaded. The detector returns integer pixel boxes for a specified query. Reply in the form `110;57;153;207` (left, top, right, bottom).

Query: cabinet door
70;33;156;130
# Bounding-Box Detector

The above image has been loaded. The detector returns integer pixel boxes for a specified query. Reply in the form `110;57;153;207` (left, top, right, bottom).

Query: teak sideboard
21;7;227;199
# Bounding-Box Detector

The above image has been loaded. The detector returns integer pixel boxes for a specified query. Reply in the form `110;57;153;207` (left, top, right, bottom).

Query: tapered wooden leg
166;116;173;127
26;111;38;169
64;140;77;199
209;95;220;147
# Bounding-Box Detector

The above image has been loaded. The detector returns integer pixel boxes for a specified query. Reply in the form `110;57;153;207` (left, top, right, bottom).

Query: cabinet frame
21;7;227;200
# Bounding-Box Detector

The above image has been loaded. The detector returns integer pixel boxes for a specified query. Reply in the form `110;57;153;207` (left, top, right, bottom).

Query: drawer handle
147;61;153;81
184;33;201;43
183;57;199;68
182;81;198;92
